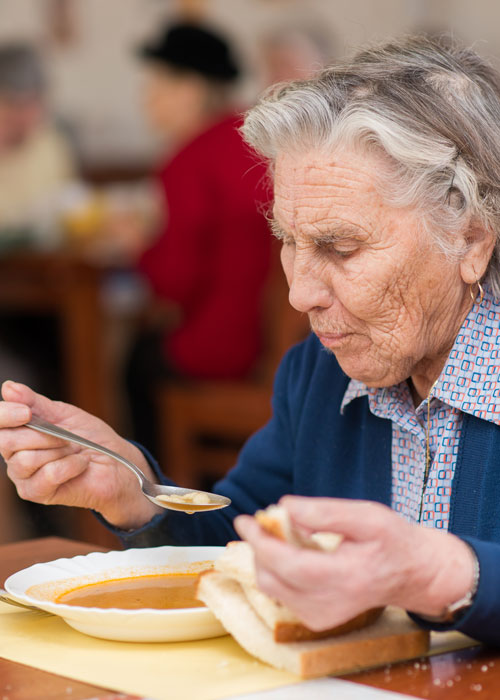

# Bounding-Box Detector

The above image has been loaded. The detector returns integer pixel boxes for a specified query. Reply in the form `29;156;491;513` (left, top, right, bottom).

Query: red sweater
138;114;272;379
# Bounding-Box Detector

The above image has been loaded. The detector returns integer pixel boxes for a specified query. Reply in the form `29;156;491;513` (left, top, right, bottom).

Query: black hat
138;22;240;82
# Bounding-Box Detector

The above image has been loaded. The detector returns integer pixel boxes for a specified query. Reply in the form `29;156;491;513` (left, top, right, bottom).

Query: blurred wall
0;0;499;167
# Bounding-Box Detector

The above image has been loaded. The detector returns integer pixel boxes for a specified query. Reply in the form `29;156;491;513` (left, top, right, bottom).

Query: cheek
329;248;424;350
331;254;395;321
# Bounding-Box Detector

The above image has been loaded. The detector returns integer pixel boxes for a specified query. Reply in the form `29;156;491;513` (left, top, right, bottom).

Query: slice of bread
215;540;258;587
197;571;429;678
215;541;383;643
270;607;383;644
255;504;343;552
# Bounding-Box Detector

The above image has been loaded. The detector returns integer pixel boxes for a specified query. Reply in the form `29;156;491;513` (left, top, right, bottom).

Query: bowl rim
5;544;226;617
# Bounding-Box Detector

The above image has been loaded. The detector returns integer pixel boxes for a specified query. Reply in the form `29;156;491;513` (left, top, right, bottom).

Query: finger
235;515;336;591
254;564;356;631
280;496;393;541
1;381;67;424
0;426;68;462
235;515;297;568
7;445;76;480
14;453;88;505
0;401;31;428
234;514;269;542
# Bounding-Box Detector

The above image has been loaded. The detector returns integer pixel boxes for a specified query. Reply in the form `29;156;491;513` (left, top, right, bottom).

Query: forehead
273;148;386;230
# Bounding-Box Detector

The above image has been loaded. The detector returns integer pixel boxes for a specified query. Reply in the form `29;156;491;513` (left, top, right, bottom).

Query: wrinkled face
273;148;468;387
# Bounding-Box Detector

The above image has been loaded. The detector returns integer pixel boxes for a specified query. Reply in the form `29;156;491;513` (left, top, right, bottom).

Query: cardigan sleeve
99;341;301;548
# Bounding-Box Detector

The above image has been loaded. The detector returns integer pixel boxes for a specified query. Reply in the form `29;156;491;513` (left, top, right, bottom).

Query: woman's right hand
0;381;162;530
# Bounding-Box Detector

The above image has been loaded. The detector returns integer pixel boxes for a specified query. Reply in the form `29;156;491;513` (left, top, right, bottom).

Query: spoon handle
26;416;146;487
0;590;51;615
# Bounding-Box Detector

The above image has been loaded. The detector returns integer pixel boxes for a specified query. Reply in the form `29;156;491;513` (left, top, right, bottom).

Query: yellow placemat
0;603;478;700
0;604;298;700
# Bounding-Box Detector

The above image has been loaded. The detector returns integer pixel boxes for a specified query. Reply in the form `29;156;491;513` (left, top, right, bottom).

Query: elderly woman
0;35;499;645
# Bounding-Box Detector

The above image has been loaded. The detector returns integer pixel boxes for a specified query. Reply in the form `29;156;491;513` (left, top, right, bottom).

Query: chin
333;353;397;388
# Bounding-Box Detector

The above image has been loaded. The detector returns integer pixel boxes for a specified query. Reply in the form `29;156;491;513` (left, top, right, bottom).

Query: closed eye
270;219;362;256
313;236;358;259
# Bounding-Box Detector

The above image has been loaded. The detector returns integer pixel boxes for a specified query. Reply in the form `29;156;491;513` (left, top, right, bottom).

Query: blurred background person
125;21;272;455
0;42;77;542
0;43;76;396
259;24;331;87
0;43;74;246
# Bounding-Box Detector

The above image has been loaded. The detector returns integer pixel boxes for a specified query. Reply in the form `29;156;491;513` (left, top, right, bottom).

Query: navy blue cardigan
117;333;500;645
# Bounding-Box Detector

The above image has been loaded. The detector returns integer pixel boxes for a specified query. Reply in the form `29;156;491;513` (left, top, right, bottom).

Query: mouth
313;330;353;349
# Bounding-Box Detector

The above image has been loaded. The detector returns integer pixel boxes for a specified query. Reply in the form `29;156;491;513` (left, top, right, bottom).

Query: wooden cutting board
198;573;429;679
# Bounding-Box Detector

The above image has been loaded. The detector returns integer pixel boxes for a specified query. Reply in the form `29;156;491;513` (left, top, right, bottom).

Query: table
1;537;499;700
0;538;109;699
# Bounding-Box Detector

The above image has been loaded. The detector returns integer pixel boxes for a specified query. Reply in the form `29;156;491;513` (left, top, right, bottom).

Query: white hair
242;35;500;297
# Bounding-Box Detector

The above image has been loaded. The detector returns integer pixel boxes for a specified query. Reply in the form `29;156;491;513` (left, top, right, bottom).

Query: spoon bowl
25;416;231;514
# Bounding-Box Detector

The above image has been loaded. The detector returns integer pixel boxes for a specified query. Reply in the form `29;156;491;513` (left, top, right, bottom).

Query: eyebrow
269;218;363;242
269;218;287;238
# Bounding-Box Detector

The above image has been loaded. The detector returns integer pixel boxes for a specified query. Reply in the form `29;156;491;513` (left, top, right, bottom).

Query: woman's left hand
234;496;476;630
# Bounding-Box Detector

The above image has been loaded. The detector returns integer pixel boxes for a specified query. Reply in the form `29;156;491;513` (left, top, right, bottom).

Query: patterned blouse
341;285;500;530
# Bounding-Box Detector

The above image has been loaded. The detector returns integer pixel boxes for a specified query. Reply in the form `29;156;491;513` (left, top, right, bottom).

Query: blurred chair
157;245;309;488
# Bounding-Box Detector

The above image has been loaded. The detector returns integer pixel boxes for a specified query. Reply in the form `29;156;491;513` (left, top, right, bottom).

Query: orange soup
56;573;205;610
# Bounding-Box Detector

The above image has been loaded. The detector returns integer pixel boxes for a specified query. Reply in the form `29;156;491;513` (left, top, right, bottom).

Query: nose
285;249;334;313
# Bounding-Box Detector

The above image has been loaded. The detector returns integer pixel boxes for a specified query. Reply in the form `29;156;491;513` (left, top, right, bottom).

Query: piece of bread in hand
215;540;258;587
197;570;428;678
255;504;343;552
214;540;383;642
197;503;427;677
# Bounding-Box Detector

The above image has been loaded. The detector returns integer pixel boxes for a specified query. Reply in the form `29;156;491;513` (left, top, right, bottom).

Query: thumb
281;496;392;542
1;381;65;423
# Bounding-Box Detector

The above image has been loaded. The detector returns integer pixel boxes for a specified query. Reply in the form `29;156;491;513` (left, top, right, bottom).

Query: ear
459;221;496;284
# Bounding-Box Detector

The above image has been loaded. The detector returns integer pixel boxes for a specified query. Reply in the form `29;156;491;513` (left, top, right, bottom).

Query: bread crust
197;504;394;672
213;539;383;644
255;511;288;541
273;607;384;643
197;570;429;678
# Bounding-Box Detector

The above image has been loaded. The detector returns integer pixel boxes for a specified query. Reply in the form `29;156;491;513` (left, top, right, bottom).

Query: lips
314;330;353;349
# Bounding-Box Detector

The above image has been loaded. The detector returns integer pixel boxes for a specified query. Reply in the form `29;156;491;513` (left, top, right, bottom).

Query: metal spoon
25;416;231;513
0;589;51;616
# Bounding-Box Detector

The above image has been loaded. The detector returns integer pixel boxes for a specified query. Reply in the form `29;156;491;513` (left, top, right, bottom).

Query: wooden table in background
0;251;131;546
1;538;500;700
0;251;112;423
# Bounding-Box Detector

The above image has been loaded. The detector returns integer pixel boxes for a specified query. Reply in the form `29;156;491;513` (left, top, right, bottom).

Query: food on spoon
157;491;212;505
